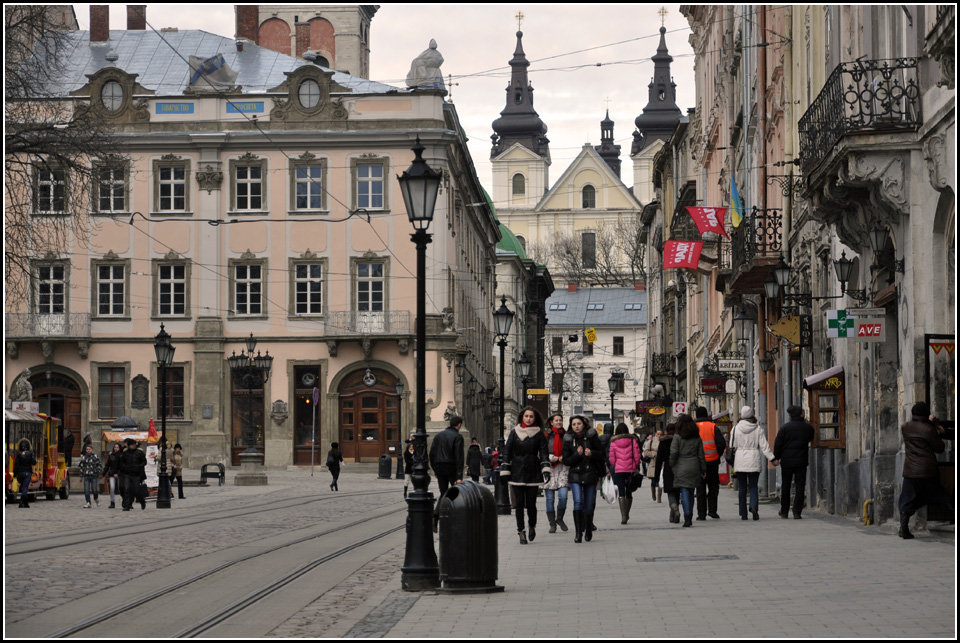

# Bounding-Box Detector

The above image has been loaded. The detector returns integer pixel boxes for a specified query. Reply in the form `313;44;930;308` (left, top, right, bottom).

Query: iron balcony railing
651;352;674;376
6;313;91;338
730;206;783;270
324;310;410;336
798;57;921;173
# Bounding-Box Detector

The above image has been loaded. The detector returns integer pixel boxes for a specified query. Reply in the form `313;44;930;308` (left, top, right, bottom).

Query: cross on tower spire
515;10;525;31
658;6;668;26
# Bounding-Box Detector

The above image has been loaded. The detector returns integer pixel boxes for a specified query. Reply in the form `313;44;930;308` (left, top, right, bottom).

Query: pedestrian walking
730;406;778;520
171;443;186;499
119;438;147;511
103;443;122;508
503;407;550;544
773;405;814;519
608;423;643;524
694;407;726;520
14;439;36;508
897;402;951;539
643;430;662;502
326;442;343;491
403;441;414;498
562;414;603;543
654;423;680;523
429;416;465;496
670;414;706;527
466;438;482;482
78;444;103;508
543;413;570;533
481;446;494;484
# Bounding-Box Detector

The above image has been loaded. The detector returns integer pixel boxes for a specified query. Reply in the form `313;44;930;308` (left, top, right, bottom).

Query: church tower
595;110;622;178
490;30;550;209
631;25;682;203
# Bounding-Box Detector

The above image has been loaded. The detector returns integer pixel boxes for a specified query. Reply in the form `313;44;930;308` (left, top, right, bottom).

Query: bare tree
543;218;646;287
544;335;584;414
5;6;118;306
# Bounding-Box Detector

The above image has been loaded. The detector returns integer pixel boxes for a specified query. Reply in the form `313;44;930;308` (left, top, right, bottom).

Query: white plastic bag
600;476;617;503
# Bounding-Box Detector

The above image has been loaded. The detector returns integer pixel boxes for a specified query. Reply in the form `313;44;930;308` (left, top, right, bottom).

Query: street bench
200;462;225;486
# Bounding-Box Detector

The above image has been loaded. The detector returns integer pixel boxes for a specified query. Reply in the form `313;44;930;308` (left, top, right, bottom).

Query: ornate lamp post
607;372;620;424
227;332;273;485
492;295;515;516
517;352;531;399
397;137;442;591
153;324;175;509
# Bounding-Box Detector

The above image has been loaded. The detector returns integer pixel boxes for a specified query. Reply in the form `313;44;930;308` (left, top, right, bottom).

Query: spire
631;26;682;155
491;30;550;159
595;110;621;177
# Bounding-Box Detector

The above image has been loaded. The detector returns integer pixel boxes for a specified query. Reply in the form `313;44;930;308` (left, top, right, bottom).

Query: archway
337;367;401;462
28;370;83;465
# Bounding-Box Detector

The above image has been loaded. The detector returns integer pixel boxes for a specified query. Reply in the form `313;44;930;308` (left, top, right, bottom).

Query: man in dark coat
63;429;76;468
897;402;949;539
694;406;727;520
14;439;37;508
119;438;148;511
773;405;815;519
429;416;464;495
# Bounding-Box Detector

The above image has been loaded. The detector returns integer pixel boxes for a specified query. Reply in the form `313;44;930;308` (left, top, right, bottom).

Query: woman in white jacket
730;406;778;520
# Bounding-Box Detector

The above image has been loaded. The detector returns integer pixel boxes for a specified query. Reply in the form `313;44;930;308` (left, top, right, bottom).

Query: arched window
512;173;526;196
516;235;526;251
581;185;596;209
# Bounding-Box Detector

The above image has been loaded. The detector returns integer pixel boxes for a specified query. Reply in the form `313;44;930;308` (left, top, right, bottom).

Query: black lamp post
517;352;531;398
397;137;442;591
492;295;515;516
154;324;175;509
227;333;273;456
607;372;620;424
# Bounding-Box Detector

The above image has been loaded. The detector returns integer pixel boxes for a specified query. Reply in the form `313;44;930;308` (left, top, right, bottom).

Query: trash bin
378;454;392;479
436;480;504;593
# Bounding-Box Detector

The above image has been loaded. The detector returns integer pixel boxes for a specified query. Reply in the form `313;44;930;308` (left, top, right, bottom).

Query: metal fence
324;311;411;335
5;313;91;338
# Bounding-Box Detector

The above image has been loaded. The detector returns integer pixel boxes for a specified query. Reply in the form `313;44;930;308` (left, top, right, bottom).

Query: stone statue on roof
405;39;445;91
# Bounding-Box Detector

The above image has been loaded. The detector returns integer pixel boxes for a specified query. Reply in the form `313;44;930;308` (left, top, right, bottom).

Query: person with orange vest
694;406;726;520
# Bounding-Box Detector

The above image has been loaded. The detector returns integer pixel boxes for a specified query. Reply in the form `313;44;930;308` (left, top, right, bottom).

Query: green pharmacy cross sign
827;309;855;338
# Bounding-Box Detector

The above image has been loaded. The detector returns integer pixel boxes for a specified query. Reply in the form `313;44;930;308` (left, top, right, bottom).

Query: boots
547;511;557;534
556;508;569;532
657;486;662;503
529;521;536;542
899;514;915;540
403;485;408;499
683;514;693;527
573;510;583;543
651;484;657;501
619;497;630;524
585;512;595;542
669;499;680;523
518;529;528;544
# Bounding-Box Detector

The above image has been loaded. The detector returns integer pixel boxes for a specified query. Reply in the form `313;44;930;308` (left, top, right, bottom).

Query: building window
353;159;388;210
613;336;624;356
156;262;188;317
35;263;67;314
583;372;594;394
155;162;189;212
551;372;564;391
512;173;525;195
584;341;594;356
233;262;264;316
234;164;263;210
582;231;596;269
98;367;125;419
159;365;185;419
95;164;127;213
357;262;384;312
552;336;564;356
586;303;605;311
293;261;324;315
581;185;596;209
291;160;326;210
95;263;125;317
298;79;321;109
35;166;67;213
612;374;625;393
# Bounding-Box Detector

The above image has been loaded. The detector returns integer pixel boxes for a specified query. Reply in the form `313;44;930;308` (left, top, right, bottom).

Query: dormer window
298;79;321;109
101;80;123;111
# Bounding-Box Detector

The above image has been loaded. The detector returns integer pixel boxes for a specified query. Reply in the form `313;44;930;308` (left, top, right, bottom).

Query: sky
73;4;696;200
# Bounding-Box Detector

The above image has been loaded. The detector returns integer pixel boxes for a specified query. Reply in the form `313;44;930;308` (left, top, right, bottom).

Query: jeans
737;471;760;515
544;486;568;513
696;460;721;517
780;465;808;515
612;472;634;500
17;472;32;503
570;482;598;516
108;476;118;504
83;476;99;504
121;474;140;509
679;487;695;517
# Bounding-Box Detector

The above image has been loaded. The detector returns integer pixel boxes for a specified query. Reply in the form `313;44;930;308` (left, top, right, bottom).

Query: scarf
549;428;565;466
513;423;541;441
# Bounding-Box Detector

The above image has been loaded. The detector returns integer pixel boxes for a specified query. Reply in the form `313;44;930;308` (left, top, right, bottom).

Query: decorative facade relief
922;133;949;193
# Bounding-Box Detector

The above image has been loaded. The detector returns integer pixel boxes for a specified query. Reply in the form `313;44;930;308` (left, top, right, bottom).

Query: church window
512;173;525;196
581;231;596;269
581;185;596;209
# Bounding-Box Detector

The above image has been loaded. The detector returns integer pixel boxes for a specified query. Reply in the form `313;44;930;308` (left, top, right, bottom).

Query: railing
324;310;410;336
5;313;91;338
798;58;921;173
651;352;674;376
730;206;782;270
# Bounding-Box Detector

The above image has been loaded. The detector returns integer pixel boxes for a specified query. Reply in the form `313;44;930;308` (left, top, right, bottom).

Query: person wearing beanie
773;406;815;519
694;406;726;520
729;406;777;520
897;402;949;539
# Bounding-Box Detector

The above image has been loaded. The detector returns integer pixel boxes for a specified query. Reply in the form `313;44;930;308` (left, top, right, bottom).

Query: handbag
628;470;643;492
724;427;737;467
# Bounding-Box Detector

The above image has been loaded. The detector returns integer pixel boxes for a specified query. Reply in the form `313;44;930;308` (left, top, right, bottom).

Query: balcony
6;313;91;339
324;311;410;336
728;206;782;294
798;58;922;175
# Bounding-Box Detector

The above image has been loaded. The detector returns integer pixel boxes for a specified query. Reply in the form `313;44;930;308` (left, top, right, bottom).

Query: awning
4;409;43;424
804;365;844;389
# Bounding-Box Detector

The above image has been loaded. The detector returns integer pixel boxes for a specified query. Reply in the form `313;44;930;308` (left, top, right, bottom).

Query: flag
730;177;744;229
188;54;239;91
148;418;158;439
663;240;704;270
685;206;729;238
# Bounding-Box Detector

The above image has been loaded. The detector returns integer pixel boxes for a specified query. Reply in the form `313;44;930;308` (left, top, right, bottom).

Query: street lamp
733;308;752;345
833;250;855;294
492;295;515;516
397;137;442;591
607;372;621;424
153;324;175;509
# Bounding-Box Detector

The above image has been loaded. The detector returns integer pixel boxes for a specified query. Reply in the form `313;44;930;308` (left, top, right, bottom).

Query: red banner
663;240;704;270
686;206;729;238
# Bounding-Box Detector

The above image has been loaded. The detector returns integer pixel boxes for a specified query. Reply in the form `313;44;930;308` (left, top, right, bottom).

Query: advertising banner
663;240;704;270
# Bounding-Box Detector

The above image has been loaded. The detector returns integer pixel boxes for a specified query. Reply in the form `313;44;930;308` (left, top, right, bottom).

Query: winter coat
562;428;604;487
503;424;550;486
14;444;36;475
642;434;660;479
429;426;465;478
79;451;103;477
326;449;343;470
608;434;643;473
170;451;184;476
104;450;123;476
543;427;570;490
669;425;706;489
654;435;675;492
773;420;815;468
730;419;775;472
119;447;147;479
599;432;614;475
403;449;414;472
901;415;945;479
466;444;482;478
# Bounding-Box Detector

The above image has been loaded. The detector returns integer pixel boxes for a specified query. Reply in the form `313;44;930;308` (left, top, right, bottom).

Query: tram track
42;505;408;638
6;488;399;556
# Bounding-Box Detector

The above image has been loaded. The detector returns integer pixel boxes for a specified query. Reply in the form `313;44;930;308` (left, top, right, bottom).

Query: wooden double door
30;374;82;463
338;369;401;462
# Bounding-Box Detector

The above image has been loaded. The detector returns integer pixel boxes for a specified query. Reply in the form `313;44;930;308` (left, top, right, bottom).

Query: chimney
567;282;578;292
295;22;310;58
126;5;146;30
634;282;645;290
90;5;109;43
235;5;259;43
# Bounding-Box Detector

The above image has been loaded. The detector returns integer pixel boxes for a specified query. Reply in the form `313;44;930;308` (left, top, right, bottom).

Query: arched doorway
29;372;82;464
338;368;401;462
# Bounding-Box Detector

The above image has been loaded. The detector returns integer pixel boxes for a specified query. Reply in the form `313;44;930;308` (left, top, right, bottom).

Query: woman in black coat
326;442;344;491
654;423;680;523
103;443;123;508
562;415;604;543
466;439;482;482
502;407;550;544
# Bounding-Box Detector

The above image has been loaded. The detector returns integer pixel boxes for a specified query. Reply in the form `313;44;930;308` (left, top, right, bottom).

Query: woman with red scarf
502;406;551;544
542;413;570;533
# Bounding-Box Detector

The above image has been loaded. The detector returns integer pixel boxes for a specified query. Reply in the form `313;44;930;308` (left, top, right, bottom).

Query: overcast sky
74;4;696;199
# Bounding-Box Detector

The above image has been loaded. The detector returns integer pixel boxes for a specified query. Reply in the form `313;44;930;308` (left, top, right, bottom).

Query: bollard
436;480;504;593
396;452;405;479
377;454;392;479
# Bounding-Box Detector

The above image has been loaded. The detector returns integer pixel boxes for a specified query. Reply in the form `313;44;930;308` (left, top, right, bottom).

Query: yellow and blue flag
730;176;744;228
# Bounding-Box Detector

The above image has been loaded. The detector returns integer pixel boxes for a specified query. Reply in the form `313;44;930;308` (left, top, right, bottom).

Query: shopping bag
600;476;617;503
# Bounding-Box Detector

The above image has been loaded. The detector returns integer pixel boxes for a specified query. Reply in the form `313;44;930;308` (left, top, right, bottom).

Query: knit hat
911;402;930;418
740;405;754;419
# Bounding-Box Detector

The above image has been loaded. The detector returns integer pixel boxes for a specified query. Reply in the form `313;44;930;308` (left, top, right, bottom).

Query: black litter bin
436;480;504;593
377;454;392;479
